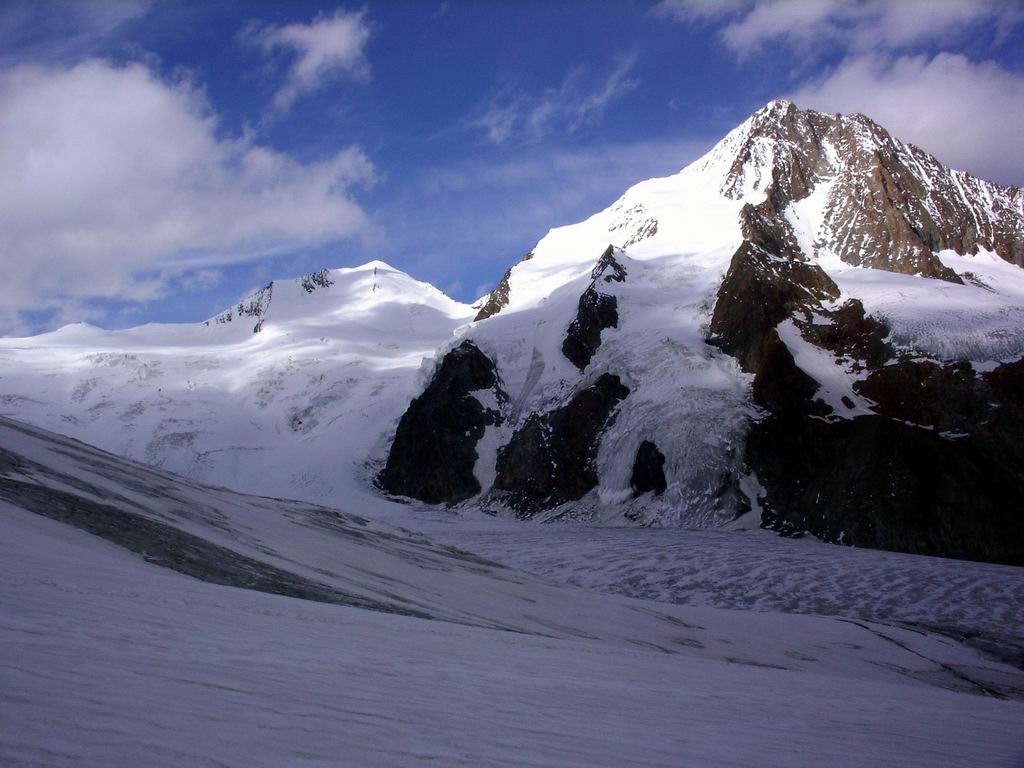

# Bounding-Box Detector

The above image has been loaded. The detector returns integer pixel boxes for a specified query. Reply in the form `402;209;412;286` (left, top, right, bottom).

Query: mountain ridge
2;101;1023;562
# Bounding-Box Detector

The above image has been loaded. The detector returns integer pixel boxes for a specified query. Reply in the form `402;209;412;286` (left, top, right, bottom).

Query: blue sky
1;0;1023;334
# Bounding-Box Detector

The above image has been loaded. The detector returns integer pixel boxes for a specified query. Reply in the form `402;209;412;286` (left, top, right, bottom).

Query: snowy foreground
2;417;1024;767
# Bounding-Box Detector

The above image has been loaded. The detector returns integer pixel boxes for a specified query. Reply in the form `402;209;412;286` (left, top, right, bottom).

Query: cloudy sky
1;0;1022;334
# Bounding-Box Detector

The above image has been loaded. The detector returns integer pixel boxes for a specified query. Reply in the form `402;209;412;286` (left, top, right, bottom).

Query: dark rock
592;244;627;283
800;299;891;371
378;341;505;504
708;240;840;373
561;246;626;370
750;329;830;417
740;192;804;261
748;411;1024;565
299;269;333;293
721;101;830;203
630;441;667;496
709;129;1024;563
206;282;274;331
984;356;1024;406
562;289;618;370
493;373;629;513
854;360;986;433
474;251;533;321
746;354;1024;564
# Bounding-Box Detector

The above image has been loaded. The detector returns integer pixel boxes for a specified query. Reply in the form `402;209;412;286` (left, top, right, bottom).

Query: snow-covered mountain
0;261;473;509
2;101;1023;563
380;100;1024;563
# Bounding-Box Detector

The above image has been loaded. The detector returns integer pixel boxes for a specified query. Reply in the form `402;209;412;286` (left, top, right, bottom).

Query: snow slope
2;416;1024;767
0;262;473;509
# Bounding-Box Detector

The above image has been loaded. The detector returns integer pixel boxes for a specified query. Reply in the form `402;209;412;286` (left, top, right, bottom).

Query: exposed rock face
378;341;506;504
748;330;829;418
709;241;839;374
722;100;1024;278
740;299;1024;564
562;289;617;370
591;245;628;284
801;299;891;371
206;282;274;333
474;251;534;321
300;269;333;293
561;247;627;370
711;212;1024;562
630;441;666;496
749;390;1024;566
493;373;629;514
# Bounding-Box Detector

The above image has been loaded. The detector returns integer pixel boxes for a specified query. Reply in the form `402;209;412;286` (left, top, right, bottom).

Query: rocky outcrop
749;388;1024;566
630;441;666;496
741;302;1024;564
561;247;627;370
722;262;1024;563
206;282;274;333
299;269;333;293
493;373;629;514
378;341;506;504
591;245;628;284
709;240;839;374
722;100;1024;279
709;112;1024;562
474;251;534;321
801;299;891;371
748;329;829;417
562;289;617;370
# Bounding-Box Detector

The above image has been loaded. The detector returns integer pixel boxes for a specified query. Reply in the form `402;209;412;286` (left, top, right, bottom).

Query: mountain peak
715;100;1024;275
339;259;399;275
475;99;1023;326
204;261;470;334
752;98;797;119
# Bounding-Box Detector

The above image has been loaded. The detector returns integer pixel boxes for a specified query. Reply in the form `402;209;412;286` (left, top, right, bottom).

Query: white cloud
789;53;1024;184
652;0;751;24
0;0;150;66
246;9;371;114
474;92;523;145
177;269;225;293
654;0;1023;59
0;59;375;334
472;56;639;145
569;56;640;131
